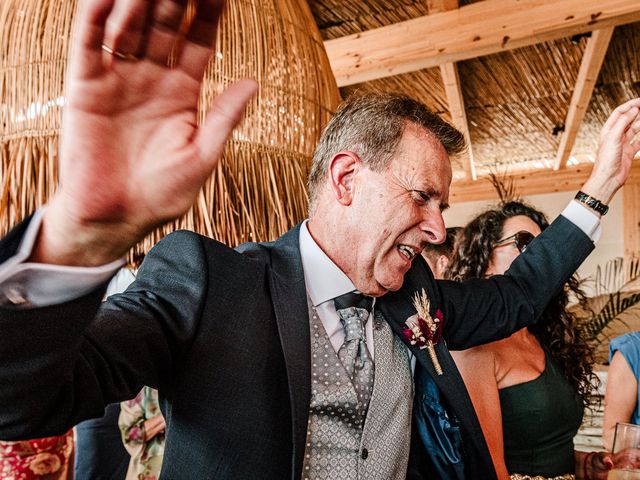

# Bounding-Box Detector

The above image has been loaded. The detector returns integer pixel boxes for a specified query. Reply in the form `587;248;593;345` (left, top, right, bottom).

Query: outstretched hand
587;449;640;480
582;98;640;206
35;0;257;266
586;451;614;480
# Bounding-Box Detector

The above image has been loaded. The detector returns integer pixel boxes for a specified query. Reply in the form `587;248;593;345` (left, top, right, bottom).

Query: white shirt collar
299;220;356;307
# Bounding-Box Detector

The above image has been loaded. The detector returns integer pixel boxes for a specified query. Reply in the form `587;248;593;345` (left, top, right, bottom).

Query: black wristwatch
575;190;609;216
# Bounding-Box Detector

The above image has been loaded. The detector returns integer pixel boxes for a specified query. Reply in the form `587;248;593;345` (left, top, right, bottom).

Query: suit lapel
377;258;450;384
377;258;490;464
268;224;311;478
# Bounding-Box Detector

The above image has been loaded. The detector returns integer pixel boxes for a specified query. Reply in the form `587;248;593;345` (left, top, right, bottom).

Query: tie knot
333;292;373;314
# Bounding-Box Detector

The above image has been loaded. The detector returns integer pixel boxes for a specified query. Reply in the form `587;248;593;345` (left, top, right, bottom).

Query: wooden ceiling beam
554;27;615;170
430;0;477;181
325;0;640;87
440;62;477;180
427;0;459;14
449;162;640;203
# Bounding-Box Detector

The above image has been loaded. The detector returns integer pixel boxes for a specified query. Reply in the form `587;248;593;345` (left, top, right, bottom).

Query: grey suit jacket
0;216;593;479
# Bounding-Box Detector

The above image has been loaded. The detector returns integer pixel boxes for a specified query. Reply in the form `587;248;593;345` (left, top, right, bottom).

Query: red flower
403;310;444;347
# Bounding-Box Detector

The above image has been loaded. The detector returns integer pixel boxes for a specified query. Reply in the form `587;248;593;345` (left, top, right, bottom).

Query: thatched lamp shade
0;0;341;265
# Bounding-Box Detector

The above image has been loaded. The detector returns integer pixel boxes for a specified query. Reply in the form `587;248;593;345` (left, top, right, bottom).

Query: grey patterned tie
334;292;375;408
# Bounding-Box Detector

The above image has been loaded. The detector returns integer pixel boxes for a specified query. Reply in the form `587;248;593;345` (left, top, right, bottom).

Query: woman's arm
143;414;166;441
603;350;638;451
452;348;510;479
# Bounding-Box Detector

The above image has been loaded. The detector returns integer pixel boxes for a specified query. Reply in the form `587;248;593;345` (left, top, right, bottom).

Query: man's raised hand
34;0;257;266
582;98;640;207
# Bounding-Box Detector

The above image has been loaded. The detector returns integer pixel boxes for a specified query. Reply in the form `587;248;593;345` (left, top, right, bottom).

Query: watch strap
575;190;609;216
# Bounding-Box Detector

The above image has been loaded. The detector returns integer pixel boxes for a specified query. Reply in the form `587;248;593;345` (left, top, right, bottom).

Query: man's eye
414;191;429;202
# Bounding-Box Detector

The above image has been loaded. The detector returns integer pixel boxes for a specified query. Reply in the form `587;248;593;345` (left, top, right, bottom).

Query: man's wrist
580;177;619;206
30;198;135;267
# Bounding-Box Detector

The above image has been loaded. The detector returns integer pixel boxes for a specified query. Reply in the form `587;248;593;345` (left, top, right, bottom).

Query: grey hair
307;92;466;213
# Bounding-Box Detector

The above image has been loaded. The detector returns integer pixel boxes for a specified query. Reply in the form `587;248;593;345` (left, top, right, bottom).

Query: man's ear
328;151;360;205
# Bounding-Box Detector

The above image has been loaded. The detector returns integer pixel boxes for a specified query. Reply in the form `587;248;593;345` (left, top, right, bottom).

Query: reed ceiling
308;0;640;182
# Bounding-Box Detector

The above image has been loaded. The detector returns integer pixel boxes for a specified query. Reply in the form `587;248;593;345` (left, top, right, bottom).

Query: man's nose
420;210;446;244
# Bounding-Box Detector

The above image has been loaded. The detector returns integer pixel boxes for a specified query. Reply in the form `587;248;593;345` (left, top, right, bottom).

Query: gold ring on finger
101;44;139;61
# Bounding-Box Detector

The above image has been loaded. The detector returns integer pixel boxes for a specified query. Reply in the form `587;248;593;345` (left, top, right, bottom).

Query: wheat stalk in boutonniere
411;289;443;375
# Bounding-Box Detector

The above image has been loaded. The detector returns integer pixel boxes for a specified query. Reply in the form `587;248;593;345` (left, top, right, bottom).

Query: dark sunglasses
494;230;535;253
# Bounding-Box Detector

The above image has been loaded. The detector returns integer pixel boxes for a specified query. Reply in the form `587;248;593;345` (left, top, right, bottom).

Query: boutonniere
403;289;443;375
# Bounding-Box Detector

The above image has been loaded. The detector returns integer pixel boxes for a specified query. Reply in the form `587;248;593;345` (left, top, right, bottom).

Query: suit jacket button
361;448;368;460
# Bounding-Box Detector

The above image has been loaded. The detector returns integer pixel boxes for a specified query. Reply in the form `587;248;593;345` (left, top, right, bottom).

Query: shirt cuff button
3;286;28;306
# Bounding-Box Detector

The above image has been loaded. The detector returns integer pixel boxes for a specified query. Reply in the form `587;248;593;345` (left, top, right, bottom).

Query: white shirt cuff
0;209;124;307
561;200;602;243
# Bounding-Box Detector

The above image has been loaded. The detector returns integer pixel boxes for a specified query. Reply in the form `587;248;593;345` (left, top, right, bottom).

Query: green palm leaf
578;257;640;344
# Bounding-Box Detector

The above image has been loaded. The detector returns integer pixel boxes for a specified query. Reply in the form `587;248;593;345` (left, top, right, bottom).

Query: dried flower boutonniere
403;289;443;375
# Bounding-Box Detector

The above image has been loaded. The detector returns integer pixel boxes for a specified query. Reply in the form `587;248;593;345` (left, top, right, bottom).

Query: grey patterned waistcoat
302;305;414;480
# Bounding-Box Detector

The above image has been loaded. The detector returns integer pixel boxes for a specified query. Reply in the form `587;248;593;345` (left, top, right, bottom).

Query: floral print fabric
119;387;165;480
0;430;73;480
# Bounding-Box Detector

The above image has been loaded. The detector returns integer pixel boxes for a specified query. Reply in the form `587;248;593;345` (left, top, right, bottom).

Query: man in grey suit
1;0;639;478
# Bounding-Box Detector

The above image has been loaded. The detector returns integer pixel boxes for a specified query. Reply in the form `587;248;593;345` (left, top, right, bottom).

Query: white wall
443;191;624;293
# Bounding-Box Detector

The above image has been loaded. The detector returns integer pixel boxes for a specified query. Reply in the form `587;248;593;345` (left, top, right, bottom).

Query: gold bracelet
510;474;575;480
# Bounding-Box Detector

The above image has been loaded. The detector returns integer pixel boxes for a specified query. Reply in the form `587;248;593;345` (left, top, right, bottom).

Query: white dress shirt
299;220;376;358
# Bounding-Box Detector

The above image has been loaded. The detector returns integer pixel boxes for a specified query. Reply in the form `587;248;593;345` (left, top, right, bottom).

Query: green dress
498;350;583;477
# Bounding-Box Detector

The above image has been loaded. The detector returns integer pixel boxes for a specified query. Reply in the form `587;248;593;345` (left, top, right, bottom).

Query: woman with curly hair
447;200;603;479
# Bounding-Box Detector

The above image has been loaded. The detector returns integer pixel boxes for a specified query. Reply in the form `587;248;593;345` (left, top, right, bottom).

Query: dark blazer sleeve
0;227;213;440
398;214;594;351
0;215;33;264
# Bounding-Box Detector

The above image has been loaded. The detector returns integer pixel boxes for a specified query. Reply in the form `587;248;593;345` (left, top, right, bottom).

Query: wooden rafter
431;0;477;180
554;27;615;170
427;0;459;13
450;161;640;203
325;0;640;87
440;61;476;180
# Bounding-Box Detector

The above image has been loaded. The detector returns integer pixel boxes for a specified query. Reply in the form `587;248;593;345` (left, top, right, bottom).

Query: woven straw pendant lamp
0;0;341;265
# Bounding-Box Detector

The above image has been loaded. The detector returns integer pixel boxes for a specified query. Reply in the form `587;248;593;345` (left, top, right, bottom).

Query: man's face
344;124;451;296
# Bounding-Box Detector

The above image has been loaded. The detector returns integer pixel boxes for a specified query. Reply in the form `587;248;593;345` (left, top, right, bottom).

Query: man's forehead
396;126;452;167
392;143;452;191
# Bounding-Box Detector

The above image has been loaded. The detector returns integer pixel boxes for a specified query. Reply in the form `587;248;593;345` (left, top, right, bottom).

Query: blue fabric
74;403;129;480
610;332;640;425
413;363;465;479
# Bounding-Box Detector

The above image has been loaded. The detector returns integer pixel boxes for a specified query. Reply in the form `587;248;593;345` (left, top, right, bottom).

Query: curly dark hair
447;201;599;408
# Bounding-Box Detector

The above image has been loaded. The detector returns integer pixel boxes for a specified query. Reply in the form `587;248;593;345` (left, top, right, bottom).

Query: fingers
621;112;640;162
102;0;153;60
144;0;188;64
624;116;640;142
603;106;640;156
176;0;225;80
601;453;614;469
602;98;640;137
96;0;222;78
69;0;115;79
195;79;259;166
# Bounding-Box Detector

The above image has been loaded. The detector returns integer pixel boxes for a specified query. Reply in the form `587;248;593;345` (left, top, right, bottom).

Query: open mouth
398;244;418;261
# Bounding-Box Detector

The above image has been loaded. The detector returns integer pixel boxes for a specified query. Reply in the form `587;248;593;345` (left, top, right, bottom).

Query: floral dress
0;430;74;480
119;387;165;480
